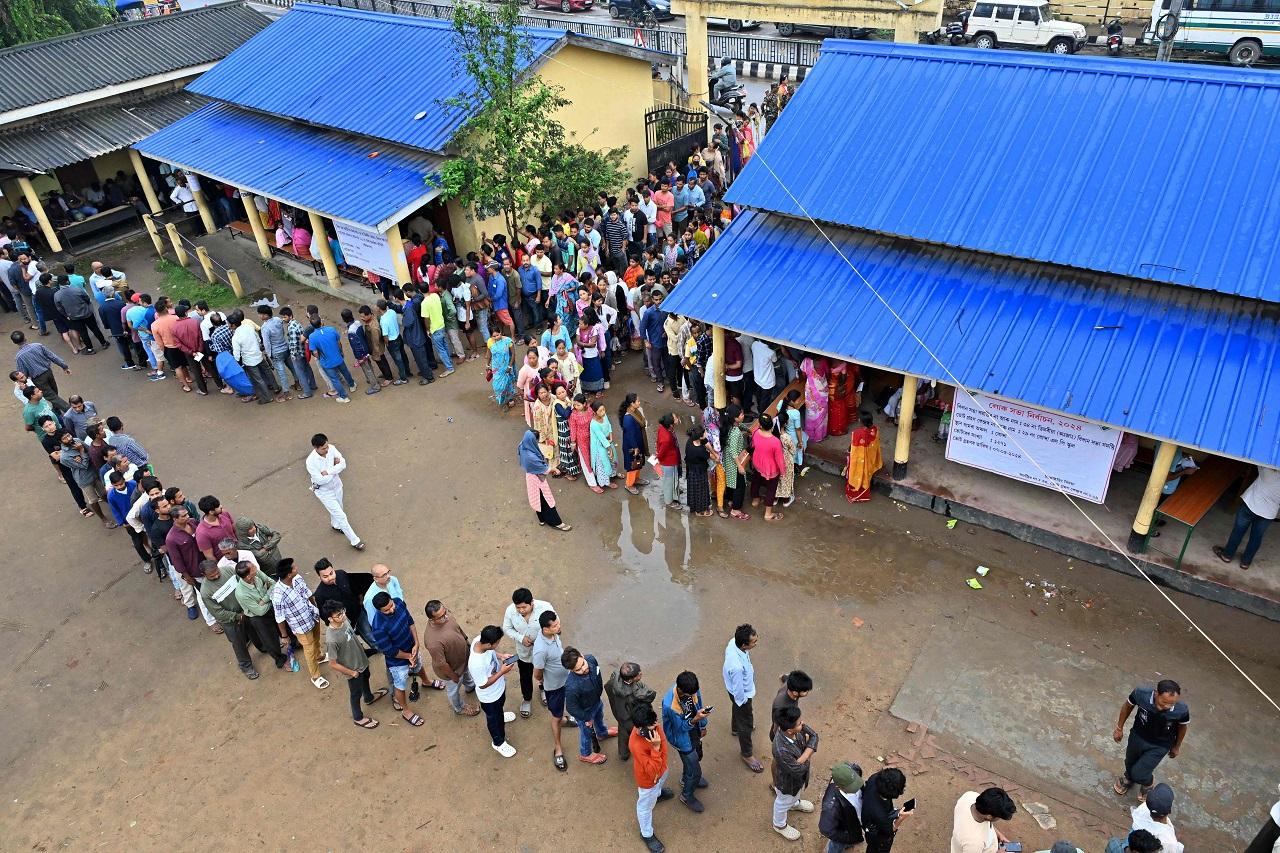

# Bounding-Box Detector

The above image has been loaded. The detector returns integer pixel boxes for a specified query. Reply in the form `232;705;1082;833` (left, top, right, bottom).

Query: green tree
0;0;114;49
436;0;629;240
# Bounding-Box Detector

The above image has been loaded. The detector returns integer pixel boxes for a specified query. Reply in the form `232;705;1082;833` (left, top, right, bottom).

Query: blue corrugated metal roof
728;43;1280;302
134;101;441;230
663;210;1280;468
187;3;566;154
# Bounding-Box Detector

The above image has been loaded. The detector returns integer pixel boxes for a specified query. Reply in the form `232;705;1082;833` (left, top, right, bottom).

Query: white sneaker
789;799;814;813
492;741;517;758
773;824;800;841
502;711;516;723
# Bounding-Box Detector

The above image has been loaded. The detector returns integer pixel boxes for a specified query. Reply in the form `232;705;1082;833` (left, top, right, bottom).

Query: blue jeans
430;329;453;371
386;337;409;381
34;299;46;334
1223;502;1272;565
523;295;543;329
269;351;295;392
677;748;703;800
406;340;434;379
290;354;316;395
826;843;853;853
577;700;608;757
476;308;491;342
322;363;355;400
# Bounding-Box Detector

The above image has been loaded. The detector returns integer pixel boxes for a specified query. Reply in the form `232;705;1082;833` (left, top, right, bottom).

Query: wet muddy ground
1;254;1277;850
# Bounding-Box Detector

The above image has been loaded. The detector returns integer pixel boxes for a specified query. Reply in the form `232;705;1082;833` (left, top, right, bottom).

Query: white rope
744;145;1279;714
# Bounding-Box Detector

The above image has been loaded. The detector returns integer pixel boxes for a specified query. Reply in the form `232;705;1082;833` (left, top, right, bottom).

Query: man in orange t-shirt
630;702;673;852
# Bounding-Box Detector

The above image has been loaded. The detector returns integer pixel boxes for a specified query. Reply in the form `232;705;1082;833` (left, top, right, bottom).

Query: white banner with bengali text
945;392;1121;503
332;220;397;281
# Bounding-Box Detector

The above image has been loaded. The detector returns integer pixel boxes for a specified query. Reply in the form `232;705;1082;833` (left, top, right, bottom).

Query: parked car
605;0;674;22
775;22;872;39
527;0;593;10
708;16;760;31
964;1;1085;53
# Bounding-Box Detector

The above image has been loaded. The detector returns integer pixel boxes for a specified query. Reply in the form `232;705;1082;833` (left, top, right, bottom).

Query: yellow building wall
445;45;655;253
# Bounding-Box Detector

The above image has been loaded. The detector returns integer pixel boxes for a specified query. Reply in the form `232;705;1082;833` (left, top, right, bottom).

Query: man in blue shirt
662;670;710;812
562;647;618;765
487;262;514;338
370;592;427;727
518;256;543;331
306;318;355;403
640;289;669;392
672;176;692;237
396;290;435;384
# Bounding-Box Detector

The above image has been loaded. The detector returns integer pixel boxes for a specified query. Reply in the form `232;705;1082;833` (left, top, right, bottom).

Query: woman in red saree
844;411;883;502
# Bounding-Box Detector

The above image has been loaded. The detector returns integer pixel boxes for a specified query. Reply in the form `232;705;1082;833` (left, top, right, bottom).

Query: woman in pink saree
800;356;829;444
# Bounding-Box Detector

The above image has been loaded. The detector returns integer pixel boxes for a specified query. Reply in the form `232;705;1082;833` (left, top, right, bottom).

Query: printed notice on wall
332;220;397;281
945;392;1121;503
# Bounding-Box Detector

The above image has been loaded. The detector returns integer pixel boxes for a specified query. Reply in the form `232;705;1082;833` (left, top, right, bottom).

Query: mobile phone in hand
1002;843;1022;852
902;798;916;812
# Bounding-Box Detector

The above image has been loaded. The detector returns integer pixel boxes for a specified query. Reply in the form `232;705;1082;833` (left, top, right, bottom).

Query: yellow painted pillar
386;222;412;286
711;325;726;409
1128;441;1178;553
128;150;162;214
189;176;216;235
165;223;189;266
227;269;245;299
142;214;166;259
16;176;63;253
195;246;217;284
308;210;341;289
892;375;918;480
240;192;272;260
686;11;709;105
893;18;919;43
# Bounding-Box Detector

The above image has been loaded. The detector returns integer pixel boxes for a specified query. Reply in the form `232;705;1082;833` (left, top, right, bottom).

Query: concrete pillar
893;19;919;43
142;214;166;259
188;175;216;235
686;11;709;105
165;222;189;267
892;374;918;480
1128;441;1178;553
227;269;245;299
308;210;341;289
195;246;217;284
16;176;63;253
128;150;162;215
240;192;272;260
386;222;412;286
711;325;726;409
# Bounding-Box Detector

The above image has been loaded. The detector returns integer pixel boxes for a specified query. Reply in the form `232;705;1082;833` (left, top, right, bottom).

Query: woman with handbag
619;393;650;495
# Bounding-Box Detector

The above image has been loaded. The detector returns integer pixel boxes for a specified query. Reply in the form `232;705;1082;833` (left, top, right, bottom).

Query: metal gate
645;104;707;174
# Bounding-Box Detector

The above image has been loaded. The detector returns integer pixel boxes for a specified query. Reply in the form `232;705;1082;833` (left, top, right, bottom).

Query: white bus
1147;0;1280;65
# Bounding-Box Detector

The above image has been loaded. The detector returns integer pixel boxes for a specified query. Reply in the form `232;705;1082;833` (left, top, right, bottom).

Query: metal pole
1155;0;1185;62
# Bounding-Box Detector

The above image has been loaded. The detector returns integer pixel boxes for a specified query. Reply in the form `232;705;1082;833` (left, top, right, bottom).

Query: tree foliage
0;0;114;49
436;0;629;239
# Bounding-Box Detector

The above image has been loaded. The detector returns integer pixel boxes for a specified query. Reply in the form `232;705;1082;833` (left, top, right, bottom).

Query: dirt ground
2;242;1277;851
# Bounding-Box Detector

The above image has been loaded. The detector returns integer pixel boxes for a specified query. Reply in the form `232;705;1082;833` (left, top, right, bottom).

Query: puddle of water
573;488;700;667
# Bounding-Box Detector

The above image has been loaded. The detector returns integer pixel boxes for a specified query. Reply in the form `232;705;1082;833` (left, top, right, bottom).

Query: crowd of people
3;129;1235;851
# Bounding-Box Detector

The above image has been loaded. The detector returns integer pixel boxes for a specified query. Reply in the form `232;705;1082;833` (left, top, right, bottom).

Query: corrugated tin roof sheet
728;43;1280;302
0;3;270;115
663;210;1280;468
0;90;208;173
188;3;566;154
135;101;442;230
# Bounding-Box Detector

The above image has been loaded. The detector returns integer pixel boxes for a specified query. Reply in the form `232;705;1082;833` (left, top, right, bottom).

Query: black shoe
657;787;674;801
679;795;704;813
244;669;260;680
696;777;709;789
641;833;665;852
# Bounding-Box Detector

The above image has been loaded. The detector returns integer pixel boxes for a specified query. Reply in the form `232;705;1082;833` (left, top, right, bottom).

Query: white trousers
315;480;360;545
175;571;216;626
579;450;599;489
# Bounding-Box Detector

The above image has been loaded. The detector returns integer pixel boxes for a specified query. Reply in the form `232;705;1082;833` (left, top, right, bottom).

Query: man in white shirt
751;338;778;411
1129;784;1183;853
722;623;764;772
501;587;555;718
1214;465;1280;570
228;308;281;404
950;788;1015;853
170;176;197;214
307;432;364;550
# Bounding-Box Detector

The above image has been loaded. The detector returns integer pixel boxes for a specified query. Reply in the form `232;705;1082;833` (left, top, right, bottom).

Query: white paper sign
332;220;397;281
945;392;1121;503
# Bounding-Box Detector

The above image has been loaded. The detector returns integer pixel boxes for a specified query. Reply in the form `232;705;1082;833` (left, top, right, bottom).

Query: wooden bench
268;240;323;276
56;205;140;252
224;220;256;241
764;378;805;418
1146;455;1246;568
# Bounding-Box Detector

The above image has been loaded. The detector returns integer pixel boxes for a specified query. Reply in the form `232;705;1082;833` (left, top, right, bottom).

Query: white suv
965;1;1085;54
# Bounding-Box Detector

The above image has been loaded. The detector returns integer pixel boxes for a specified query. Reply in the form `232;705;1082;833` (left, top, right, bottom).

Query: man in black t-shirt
1111;679;1190;800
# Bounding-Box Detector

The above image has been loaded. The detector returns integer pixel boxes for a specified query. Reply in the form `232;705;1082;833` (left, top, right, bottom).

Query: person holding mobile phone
662;670;710;813
630;702;674;853
467;625;519;758
950;787;1016;853
861;767;910;852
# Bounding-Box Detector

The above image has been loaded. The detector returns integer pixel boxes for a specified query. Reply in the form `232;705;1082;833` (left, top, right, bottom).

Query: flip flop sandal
1113;776;1132;796
553;752;568;772
402;713;425;727
717;510;730;518
731;512;751;521
79;508;93;517
368;688;389;704
354;718;380;729
393;699;404;712
429;679;447;690
765;513;785;522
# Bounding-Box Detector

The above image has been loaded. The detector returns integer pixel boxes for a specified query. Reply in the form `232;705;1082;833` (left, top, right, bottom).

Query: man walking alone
306;433;364;551
723;623;764;772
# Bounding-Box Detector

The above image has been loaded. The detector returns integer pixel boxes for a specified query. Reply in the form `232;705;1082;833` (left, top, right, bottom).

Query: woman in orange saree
844;411;883;502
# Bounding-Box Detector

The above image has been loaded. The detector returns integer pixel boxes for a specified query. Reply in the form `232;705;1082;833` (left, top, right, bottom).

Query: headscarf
518;429;549;475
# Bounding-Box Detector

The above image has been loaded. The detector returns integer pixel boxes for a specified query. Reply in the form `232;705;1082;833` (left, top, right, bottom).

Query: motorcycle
1106;18;1123;56
926;14;968;45
710;77;746;112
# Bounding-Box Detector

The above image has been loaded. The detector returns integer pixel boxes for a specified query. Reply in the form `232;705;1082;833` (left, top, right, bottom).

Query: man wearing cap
818;762;866;852
1130;783;1183;853
1111;679;1189;801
